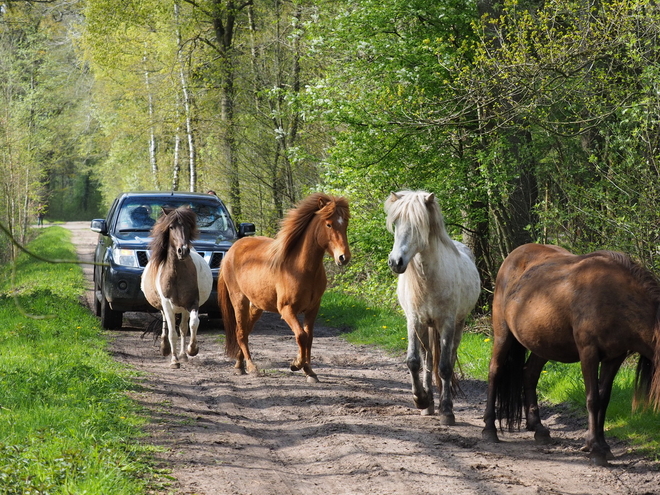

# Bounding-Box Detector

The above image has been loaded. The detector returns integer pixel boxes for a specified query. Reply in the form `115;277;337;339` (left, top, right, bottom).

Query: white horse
141;207;213;369
385;190;481;424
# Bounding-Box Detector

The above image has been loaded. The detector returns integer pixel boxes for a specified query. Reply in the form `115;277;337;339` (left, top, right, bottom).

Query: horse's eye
326;222;332;228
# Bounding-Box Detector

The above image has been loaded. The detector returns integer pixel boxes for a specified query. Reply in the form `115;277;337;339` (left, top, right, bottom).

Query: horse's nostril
339;254;345;263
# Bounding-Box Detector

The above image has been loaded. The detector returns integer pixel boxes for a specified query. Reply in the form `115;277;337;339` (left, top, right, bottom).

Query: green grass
320;288;660;460
0;227;161;494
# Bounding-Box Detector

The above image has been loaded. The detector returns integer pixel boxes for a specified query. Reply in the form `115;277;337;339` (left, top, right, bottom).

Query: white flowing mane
385;190;456;252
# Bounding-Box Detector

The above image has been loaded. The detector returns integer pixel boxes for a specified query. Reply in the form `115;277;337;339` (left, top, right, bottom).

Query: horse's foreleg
159;313;171;356
186;306;200;357
592;355;626;461
437;318;458;425
301;307;319;383
406;320;432;414
281;307;318;383
523;353;550;443
162;304;180;369
579;347;609;466
178;311;190;362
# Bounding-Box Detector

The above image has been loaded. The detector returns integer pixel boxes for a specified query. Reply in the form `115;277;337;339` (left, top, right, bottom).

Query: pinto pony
482;243;660;466
385;191;481;424
218;193;350;383
141;206;213;369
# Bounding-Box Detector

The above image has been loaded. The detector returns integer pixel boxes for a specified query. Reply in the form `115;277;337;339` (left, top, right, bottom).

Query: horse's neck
291;221;326;271
415;236;459;278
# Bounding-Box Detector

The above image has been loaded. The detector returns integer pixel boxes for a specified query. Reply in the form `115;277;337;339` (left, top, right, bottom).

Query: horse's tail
633;354;660;412
495;339;526;432
218;271;240;359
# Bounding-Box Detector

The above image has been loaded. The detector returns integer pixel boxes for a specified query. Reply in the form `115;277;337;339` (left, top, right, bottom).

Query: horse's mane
149;206;198;267
385;190;456;251
269;193;349;270
588;250;660;302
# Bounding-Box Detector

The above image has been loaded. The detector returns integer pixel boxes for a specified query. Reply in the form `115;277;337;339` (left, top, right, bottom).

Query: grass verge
321;288;660;460
0;227;162;494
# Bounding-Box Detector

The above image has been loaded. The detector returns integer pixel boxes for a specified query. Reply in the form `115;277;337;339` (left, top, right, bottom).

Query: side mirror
238;223;256;238
90;219;108;235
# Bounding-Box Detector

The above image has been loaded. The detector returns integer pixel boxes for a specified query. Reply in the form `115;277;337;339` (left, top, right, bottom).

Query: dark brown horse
218;193;350;383
482;243;660;466
141;207;213;369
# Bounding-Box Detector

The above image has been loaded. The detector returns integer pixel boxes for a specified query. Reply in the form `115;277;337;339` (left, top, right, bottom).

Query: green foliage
0;227;161;494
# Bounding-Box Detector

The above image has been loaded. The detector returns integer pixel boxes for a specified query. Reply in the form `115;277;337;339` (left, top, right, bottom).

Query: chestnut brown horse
141;206;213;369
482;243;660;466
218;193;350;383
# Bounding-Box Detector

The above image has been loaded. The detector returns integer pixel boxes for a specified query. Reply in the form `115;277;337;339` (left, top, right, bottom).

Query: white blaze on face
336;216;344;226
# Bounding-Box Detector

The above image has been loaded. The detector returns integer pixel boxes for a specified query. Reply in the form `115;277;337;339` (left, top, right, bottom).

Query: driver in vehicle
130;206;155;230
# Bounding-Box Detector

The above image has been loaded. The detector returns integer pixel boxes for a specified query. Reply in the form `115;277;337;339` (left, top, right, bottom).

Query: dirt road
66;221;660;495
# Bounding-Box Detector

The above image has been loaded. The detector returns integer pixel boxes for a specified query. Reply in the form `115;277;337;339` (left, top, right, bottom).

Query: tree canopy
3;0;660;308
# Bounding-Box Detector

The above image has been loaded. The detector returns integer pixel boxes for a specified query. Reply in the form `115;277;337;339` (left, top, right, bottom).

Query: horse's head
151;206;198;263
317;195;351;266
384;191;436;274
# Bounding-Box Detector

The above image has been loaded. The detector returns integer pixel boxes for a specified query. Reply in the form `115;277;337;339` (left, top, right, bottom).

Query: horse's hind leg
482;326;517;443
233;298;261;375
523;353;550;443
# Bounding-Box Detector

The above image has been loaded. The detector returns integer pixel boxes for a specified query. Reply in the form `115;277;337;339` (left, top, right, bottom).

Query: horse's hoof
233;368;246;376
160;342;171;356
439;413;455;425
482;428;500;443
178;353;189;362
589;453;609;467
170;362;180;369
420;406;435;416
306;375;319;384
413;394;431;410
290;360;303;372
187;344;199;357
534;429;552;445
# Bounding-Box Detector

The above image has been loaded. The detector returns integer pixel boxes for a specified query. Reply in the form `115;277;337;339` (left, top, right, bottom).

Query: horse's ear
389;192;401;202
425;193;435;205
162;206;174;216
318;195;330;210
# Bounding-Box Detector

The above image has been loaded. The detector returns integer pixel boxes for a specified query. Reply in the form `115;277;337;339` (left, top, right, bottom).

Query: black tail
633;354;654;411
218;272;240;359
496;339;527;431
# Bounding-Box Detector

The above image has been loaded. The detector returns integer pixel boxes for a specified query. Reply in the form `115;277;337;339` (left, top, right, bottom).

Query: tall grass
321;288;660;459
0;227;160;494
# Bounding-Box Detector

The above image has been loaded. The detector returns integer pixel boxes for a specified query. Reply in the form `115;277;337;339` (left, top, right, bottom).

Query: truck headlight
112;248;139;267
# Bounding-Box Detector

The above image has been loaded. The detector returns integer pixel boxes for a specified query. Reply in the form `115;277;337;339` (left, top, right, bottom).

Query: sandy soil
66;221;660;495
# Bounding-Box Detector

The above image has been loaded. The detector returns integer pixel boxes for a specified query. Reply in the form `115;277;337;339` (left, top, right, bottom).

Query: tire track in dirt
66;221;660;495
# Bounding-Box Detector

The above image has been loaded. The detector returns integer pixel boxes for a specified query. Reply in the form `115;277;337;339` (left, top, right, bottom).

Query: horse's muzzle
177;245;190;260
336;253;350;266
388;256;407;274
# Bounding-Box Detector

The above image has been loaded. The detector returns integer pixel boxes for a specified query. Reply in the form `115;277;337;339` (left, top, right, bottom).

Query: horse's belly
508;304;580;362
141;262;163;310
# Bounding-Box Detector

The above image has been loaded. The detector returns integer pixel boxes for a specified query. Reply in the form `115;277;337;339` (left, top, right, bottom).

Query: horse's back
494;243;657;362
